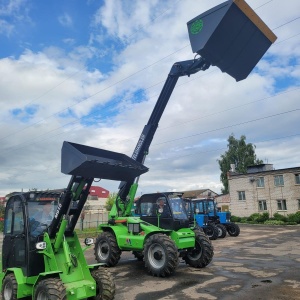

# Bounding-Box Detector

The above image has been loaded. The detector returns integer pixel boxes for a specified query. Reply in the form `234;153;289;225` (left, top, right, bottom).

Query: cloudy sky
0;0;299;197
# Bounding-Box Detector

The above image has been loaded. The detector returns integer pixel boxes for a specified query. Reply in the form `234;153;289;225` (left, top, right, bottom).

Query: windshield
207;200;215;213
28;201;57;236
169;198;188;220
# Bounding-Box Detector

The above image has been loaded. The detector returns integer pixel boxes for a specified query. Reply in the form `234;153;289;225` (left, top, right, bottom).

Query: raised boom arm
114;57;210;217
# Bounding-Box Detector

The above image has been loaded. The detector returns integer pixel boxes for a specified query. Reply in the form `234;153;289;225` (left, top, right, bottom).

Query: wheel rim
206;227;213;237
3;282;12;300
217;227;222;237
148;243;166;269
97;240;110;260
228;226;236;234
187;240;203;260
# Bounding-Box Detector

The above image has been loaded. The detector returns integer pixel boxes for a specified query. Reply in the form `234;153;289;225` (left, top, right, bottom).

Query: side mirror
84;238;94;246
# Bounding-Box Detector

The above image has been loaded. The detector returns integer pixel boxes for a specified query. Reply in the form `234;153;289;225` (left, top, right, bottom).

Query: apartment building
228;164;300;217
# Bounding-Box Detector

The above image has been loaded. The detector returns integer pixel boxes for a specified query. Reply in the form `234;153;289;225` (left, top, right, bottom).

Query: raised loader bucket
187;0;277;81
61;141;148;181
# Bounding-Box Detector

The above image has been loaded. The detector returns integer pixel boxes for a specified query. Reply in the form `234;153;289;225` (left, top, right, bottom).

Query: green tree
105;193;117;211
218;134;263;194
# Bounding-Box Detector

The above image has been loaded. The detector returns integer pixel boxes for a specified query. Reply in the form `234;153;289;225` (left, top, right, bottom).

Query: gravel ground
1;224;299;300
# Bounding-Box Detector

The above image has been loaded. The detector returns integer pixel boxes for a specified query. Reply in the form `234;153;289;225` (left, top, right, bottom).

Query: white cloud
58;13;73;28
0;0;299;197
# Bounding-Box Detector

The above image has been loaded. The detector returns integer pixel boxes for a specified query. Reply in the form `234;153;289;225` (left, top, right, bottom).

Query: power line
1;4;298;153
152;108;300;146
0;1;289;142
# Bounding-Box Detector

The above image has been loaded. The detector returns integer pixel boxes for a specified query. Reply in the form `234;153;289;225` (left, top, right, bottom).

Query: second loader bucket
187;0;277;81
61;141;148;181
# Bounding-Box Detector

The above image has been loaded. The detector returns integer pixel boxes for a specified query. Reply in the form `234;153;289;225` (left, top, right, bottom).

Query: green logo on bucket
190;19;203;34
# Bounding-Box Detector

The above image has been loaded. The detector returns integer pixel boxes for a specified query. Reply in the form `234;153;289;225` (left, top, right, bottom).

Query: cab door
2;196;27;274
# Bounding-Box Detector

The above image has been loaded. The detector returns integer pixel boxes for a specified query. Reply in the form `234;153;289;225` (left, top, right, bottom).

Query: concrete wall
228;167;300;217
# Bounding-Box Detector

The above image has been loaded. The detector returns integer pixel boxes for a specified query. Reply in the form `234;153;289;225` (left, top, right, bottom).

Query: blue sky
0;0;299;196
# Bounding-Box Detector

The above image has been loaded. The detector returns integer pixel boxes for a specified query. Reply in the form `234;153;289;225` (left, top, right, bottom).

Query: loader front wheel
144;233;178;277
88;268;116;300
183;231;214;268
34;278;66;300
94;231;121;267
2;273;17;300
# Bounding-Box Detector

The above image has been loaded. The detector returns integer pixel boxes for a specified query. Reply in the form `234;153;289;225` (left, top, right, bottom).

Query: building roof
89;186;109;198
181;189;218;199
229;165;300;178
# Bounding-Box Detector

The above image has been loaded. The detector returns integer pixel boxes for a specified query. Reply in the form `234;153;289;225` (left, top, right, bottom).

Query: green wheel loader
94;0;277;277
0;141;152;299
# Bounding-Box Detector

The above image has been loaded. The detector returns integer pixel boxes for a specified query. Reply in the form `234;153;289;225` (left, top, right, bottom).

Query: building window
277;199;287;211
295;174;300;185
298;199;300;210
256;177;265;188
258;200;267;211
238;191;246;200
274;175;284;186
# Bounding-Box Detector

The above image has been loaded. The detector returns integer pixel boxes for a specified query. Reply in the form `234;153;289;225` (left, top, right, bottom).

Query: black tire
2;273;17;300
203;224;219;240
183;231;214;268
132;250;144;261
227;223;240;237
194;224;204;233
216;224;227;238
144;233;178;277
34;278;66;300
94;231;121;267
88;268;116;300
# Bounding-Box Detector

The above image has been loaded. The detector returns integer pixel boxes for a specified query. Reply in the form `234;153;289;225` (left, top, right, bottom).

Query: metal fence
75;210;109;231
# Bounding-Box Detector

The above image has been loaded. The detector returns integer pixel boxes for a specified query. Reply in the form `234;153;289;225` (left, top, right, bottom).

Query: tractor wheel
34;278;66;300
88;268;116;300
132;250;144;261
183;231;214;268
203;224;219;240
2;273;17;300
144;233;178;277
227;223;240;237
94;231;121;267
216;224;227;238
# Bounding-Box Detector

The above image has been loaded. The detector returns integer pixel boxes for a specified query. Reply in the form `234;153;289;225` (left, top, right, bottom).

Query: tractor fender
1;268;34;299
34;270;63;287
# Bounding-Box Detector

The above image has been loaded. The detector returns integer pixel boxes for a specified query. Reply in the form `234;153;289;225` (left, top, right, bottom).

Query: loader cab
2;192;60;277
136;192;189;230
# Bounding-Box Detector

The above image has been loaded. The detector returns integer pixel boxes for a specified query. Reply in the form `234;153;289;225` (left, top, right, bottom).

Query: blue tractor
192;198;240;238
183;198;219;240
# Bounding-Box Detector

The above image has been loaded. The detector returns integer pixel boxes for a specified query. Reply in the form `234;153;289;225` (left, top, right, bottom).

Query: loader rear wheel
34;278;66;300
227;223;240;237
216;224;227;238
132;250;144;261
183;231;214;268
2;273;17;300
204;224;219;240
144;233;178;277
88;268;115;300
94;231;121;267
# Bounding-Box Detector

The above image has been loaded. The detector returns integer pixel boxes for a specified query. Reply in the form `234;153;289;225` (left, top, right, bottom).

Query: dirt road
84;224;300;300
0;224;299;299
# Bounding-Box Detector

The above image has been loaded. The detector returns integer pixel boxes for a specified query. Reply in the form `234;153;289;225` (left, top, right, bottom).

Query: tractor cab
135;192;189;230
2;192;60;277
